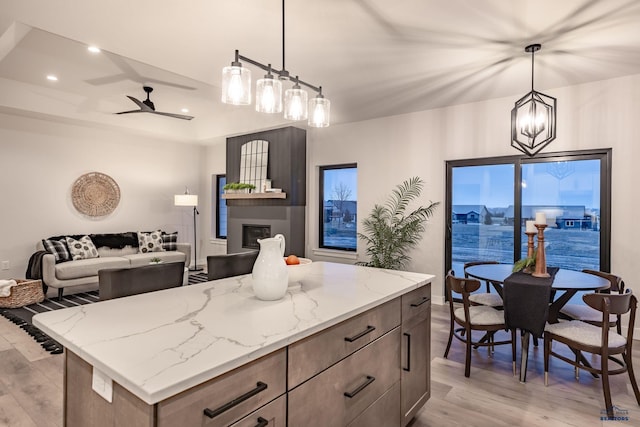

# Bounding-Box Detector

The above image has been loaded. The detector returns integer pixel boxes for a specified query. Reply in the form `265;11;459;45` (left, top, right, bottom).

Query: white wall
307;73;640;306
0;113;204;279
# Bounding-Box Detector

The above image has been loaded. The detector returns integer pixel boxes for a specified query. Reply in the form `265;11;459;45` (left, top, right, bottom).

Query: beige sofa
38;233;191;299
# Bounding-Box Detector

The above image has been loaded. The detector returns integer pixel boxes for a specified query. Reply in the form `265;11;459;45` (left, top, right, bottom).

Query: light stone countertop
33;262;433;404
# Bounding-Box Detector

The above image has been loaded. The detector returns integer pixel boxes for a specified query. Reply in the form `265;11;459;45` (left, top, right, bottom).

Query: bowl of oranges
284;255;312;284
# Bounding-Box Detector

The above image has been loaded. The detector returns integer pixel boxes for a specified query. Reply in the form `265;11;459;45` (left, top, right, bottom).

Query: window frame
215;174;227;239
318;163;358;251
445;148;612;274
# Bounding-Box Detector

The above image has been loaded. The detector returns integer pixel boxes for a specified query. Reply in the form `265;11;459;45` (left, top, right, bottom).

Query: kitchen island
34;261;433;426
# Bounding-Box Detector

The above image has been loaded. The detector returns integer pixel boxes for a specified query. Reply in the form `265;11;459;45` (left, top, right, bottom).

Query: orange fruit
286;255;300;265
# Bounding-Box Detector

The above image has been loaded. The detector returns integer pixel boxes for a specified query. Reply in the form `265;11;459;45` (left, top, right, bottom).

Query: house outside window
215;175;227;239
319;164;357;251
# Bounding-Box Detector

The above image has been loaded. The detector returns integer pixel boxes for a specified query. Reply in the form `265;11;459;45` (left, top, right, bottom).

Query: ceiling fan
116;86;194;120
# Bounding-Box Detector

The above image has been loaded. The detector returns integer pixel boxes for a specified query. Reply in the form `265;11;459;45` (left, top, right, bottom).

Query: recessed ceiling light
181;108;189;113
46;75;58;81
87;46;101;53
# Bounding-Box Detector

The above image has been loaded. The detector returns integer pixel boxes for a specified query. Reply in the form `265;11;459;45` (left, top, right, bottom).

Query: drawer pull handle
255;417;269;427
203;381;268;419
403;332;411;372
410;296;429;307
344;325;376;342
344;375;376;398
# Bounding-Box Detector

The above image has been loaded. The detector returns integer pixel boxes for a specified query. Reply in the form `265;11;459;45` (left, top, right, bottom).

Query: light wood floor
1;303;639;426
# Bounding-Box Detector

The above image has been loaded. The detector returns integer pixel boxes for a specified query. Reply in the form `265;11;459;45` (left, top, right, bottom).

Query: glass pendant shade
221;65;251;105
255;75;282;113
284;86;308;120
308;96;330;127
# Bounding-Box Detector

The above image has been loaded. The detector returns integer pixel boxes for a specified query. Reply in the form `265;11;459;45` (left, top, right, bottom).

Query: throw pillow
42;238;71;263
161;231;178;251
137;231;165;253
65;235;99;260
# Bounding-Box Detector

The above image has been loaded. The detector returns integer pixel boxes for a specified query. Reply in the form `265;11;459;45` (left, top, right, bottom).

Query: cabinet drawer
157;349;286;427
230;394;286;427
288;298;401;388
401;284;430;326
348;381;400;427
288;328;401;427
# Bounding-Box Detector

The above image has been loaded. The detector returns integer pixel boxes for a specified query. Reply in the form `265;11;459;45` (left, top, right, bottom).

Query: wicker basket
0;279;45;309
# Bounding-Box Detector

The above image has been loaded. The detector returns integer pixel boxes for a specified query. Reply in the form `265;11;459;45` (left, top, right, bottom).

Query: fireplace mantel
222;192;287;200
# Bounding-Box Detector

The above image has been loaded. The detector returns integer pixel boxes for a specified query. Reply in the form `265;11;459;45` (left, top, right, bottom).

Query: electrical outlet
1;261;9;270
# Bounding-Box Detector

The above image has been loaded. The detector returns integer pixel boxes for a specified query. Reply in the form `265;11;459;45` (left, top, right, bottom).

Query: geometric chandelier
221;0;330;127
511;43;556;157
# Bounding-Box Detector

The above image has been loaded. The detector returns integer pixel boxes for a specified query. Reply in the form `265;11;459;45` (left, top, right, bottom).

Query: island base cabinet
65;350;154;427
400;285;431;426
347;381;400;427
288;328;400;427
230;395;286;427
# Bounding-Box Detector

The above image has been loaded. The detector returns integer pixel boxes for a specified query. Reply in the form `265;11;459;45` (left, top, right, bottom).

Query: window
445;149;611;275
215;175;227;239
319;164;357;251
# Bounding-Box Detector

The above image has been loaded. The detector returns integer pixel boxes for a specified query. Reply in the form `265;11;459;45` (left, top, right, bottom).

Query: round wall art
71;172;120;217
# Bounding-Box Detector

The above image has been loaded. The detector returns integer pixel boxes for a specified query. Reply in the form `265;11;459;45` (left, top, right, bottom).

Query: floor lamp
174;191;202;272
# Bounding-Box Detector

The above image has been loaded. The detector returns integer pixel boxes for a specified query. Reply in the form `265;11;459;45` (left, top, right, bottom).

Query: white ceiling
0;0;639;144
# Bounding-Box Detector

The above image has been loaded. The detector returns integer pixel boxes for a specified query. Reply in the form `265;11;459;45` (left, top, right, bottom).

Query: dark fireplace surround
226;127;306;257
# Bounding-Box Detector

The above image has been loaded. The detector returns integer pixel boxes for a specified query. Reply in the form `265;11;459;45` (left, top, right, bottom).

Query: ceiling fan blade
115;109;144;115
125;96;153;111
151;111;194;120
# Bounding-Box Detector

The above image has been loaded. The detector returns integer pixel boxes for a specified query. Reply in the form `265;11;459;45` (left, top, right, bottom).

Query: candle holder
532;224;550;278
523;231;536;274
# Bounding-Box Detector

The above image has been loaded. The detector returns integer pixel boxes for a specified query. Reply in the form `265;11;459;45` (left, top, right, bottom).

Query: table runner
503;267;559;338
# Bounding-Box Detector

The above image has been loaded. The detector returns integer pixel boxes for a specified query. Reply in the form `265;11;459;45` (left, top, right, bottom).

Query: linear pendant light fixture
221;0;330;127
511;43;556;157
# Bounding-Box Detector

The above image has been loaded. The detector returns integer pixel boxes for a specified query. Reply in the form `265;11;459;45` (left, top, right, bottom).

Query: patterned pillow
137;231;165;253
65;235;99;260
161;231;178;251
42;238;71;263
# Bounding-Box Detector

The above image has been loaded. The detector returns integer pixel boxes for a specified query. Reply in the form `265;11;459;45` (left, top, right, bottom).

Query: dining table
464;263;610;382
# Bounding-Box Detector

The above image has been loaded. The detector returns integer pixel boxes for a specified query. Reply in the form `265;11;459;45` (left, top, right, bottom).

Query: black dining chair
544;290;640;419
560;270;625;334
206;251;259;280
99;262;185;300
444;270;516;378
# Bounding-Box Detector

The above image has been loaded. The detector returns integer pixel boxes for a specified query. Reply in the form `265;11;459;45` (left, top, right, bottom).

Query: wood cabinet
63;285;430;427
400;284;431;426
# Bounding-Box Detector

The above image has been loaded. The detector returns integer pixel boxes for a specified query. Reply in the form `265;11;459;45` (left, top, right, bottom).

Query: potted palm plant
357;176;439;270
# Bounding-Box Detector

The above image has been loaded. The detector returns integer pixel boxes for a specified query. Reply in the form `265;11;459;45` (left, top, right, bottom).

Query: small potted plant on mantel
223;182;256;194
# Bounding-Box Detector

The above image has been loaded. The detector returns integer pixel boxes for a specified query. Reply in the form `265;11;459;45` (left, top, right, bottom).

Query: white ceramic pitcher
252;234;288;300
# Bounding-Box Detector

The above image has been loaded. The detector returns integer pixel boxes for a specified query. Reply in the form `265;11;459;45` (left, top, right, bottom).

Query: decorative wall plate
71;172;120;217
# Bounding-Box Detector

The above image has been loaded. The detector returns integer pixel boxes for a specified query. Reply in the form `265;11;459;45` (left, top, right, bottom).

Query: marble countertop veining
33;262;433;404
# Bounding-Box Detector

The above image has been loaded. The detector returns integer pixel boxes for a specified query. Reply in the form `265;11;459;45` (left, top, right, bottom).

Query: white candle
535;212;547;225
526;220;536;233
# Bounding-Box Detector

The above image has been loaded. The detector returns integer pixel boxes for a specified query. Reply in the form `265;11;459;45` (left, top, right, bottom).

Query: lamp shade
284;85;308;120
308;96;330;127
221;65;251;105
256;74;282;113
174;194;198;206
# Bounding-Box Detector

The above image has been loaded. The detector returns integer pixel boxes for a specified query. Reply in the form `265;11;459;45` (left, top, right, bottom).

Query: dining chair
464;260;503;307
544;290;640;418
206;250;259;281
559;270;625;334
99;262;185;300
444;270;516;378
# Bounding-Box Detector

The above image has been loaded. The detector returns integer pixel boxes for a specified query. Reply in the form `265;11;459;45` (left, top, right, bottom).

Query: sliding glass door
445;149;611;277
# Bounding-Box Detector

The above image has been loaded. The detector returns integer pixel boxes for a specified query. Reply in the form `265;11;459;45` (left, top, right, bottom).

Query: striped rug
0;272;209;354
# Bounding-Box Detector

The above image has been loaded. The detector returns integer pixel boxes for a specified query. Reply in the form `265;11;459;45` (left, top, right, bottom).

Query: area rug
0;272;209;354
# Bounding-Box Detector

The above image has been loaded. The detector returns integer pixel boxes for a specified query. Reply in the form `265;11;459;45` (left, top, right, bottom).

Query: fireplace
242;224;271;249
